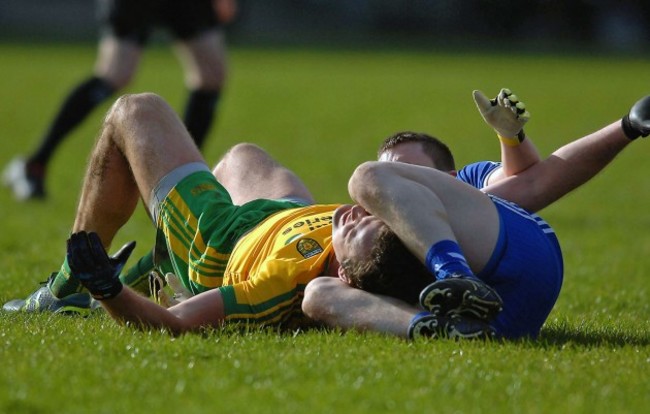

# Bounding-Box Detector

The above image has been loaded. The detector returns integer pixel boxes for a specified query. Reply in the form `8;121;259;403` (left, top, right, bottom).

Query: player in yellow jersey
7;92;433;335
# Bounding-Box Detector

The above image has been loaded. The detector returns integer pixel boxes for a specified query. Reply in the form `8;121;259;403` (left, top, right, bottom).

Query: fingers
157;288;177;308
475;87;528;119
497;88;529;120
472;90;494;112
149;270;164;301
111;240;137;266
67;231;134;275
67;231;99;271
88;232;111;266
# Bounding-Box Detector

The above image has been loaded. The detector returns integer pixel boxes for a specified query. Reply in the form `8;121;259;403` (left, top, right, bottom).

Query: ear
447;170;457;177
338;266;350;284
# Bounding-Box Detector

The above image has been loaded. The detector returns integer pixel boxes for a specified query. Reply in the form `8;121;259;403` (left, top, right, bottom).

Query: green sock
47;258;83;298
48;250;156;298
119;250;155;295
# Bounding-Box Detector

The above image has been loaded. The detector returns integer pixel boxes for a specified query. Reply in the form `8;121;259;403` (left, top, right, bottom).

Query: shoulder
456;161;502;189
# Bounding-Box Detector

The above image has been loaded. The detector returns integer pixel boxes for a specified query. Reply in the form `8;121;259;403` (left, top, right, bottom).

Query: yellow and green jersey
220;205;337;327
156;170;339;327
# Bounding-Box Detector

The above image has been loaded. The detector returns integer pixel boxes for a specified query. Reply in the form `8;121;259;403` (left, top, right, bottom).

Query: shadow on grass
535;323;650;348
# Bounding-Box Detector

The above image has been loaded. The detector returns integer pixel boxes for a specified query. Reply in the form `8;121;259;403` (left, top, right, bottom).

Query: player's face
331;204;386;279
378;142;436;168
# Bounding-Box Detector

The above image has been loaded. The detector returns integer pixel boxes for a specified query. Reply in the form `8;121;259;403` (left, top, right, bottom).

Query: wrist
497;129;526;147
83;278;123;300
517;129;526;142
621;115;641;140
497;134;520;147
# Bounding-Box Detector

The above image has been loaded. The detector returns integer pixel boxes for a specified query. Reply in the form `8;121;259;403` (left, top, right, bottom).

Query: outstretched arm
485;95;650;212
486;121;630;212
67;231;225;335
101;287;225;335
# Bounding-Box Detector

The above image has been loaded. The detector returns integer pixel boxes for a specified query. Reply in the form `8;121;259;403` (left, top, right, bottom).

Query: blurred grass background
0;42;649;413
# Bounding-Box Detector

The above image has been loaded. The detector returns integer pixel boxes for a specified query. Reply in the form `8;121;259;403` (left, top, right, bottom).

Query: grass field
0;41;649;413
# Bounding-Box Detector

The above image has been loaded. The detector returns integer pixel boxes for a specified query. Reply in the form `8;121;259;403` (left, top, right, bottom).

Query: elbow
302;278;341;324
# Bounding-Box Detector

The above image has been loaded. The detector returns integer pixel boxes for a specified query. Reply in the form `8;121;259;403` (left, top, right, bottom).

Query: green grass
1;41;649;413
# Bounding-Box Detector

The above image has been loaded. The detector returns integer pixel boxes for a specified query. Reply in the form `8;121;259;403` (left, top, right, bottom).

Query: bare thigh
107;93;206;204
213;143;315;205
350;161;500;272
94;35;142;88
174;29;227;90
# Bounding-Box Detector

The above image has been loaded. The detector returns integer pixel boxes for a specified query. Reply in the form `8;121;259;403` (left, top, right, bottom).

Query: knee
225;143;267;160
102;93;175;151
192;63;227;90
213;142;268;175
185;34;228;90
106;93;164;124
102;72;132;90
302;277;340;321
348;161;389;206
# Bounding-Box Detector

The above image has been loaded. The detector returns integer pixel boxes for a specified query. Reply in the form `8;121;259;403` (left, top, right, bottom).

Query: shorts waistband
149;162;211;223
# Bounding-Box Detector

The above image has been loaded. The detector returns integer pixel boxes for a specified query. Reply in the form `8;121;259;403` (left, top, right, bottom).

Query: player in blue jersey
3;0;236;201
302;91;650;340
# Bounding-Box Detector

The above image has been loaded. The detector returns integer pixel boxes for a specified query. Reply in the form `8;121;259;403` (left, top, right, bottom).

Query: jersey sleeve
456;161;502;190
218;254;326;328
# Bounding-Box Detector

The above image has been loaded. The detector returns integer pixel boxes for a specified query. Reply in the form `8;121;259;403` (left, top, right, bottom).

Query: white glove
149;271;194;308
165;272;193;304
473;88;530;141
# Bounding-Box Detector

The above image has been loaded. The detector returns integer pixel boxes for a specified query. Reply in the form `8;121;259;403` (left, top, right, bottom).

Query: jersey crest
296;238;323;258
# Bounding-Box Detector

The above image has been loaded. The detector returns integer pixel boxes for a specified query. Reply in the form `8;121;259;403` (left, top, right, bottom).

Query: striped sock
47;257;83;298
425;240;475;280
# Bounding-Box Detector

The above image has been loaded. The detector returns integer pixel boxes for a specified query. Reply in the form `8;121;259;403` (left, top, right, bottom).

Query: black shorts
97;0;219;44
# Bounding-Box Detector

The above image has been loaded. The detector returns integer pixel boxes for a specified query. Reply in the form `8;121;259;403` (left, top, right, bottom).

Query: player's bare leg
4;93;204;313
72;93;203;246
2;36;141;201
348;161;503;324
213;143;315;205
174;29;227;148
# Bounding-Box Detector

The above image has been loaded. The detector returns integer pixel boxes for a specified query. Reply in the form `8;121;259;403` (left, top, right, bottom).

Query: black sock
183;89;220;148
29;76;115;166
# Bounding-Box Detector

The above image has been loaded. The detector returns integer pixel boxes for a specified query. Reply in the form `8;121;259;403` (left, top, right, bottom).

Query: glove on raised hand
473;88;530;143
67;231;136;300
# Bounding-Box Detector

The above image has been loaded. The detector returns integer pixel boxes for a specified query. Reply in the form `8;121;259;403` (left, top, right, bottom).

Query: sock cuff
425;239;473;279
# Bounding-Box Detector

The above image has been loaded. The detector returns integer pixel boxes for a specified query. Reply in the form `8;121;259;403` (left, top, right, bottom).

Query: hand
473;88;530;140
166;272;194;305
213;0;238;24
66;231;136;300
622;95;650;140
150;271;193;308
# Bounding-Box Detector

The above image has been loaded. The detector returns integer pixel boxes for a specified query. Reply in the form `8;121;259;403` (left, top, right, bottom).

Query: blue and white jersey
456;161;501;190
457;161;556;235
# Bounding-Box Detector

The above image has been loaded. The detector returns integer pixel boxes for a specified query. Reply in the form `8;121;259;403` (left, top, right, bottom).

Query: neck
323;253;341;276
